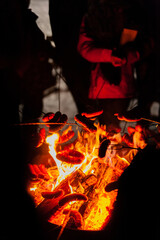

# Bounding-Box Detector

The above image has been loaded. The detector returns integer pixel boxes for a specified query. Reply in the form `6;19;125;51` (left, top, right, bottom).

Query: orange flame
28;122;147;231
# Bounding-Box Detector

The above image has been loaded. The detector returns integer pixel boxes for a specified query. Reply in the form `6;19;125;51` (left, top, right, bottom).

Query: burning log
53;169;86;195
79;162;109;220
79;185;98;219
81;174;97;189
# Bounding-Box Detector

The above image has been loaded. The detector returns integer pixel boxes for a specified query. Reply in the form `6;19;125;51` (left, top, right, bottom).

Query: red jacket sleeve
77;18;112;63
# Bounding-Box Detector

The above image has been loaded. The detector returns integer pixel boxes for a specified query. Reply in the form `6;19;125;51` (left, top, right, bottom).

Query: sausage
37;192;64;217
48;111;62;123
98;139;110;158
114;113;141;122
81;110;103;119
37;193;87;219
38;164;50;180
28;164;50;180
56;149;85;164
28;164;38;178
49;112;68;133
47;111;62;131
33;164;44;179
41;189;64;199
58;131;75;144
52;114;68;132
74;114;97;132
59;193;88;207
63;209;83;228
36;128;46;148
42;112;55;122
60;114;68;123
105;181;119;192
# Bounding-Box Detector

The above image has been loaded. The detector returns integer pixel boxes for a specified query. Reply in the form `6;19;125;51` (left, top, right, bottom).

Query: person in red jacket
77;0;149;130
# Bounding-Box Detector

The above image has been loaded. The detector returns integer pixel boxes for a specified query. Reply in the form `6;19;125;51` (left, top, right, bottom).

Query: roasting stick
57;206;72;240
12;121;97;132
12;121;90;132
13;122;78;126
141;118;160;125
13;116;160;126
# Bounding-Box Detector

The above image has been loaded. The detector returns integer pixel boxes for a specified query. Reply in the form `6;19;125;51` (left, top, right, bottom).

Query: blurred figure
49;0;91;113
0;0;55;125
105;144;160;240
77;0;154;129
0;1;54;239
135;0;160;120
112;0;159;122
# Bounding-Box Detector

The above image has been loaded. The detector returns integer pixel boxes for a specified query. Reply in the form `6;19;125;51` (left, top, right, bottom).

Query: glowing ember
27;112;147;231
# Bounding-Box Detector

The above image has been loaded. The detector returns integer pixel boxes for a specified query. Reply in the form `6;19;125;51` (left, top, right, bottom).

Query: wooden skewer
13;122;78;126
12;117;160;127
141;118;160;125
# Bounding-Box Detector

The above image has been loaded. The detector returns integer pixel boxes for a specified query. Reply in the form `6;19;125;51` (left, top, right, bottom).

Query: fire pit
27;110;151;237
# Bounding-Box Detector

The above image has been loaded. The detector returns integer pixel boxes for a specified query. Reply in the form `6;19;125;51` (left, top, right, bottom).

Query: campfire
27;110;155;232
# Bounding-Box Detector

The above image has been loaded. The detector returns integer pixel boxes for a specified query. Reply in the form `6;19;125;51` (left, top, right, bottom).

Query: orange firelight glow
28;122;146;231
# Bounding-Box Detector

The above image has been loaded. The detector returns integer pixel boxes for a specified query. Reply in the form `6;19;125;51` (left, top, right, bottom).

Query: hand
111;56;126;67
